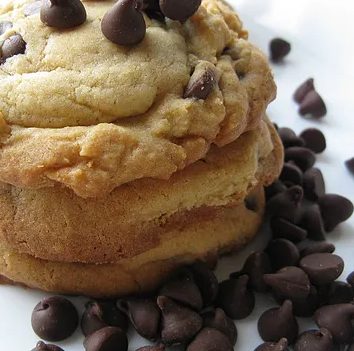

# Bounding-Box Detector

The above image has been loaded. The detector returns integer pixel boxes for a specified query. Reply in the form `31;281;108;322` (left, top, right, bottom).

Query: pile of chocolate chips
28;38;354;351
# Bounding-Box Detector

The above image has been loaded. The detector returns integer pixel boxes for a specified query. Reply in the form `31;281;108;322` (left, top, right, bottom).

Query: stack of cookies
0;0;283;297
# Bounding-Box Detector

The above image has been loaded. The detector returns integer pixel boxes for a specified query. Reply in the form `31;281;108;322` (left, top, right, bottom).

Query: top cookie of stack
0;0;276;198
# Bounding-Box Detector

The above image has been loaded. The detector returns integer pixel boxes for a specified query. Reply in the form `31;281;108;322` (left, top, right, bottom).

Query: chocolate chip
270;217;307;243
269;38;291;62
23;1;42;16
254;338;289;351
201;308;237;346
1;34;26;62
190;262;218;307
83;326;128;351
300;242;335;257
299;205;326;241
0;21;13;35
215;275;255;320
32;341;64;351
278;128;305;149
101;0;146;46
230;251;273;293
265;180;287;201
345;157;354;175
303;168;325;201
318;194;354;232
280;162;303;186
267;186;303;223
299;128;327;154
294;328;333;351
319;281;353;305
117;298;160;341
265;239;300;271
157;296;202;346
294;78;315;103
143;0;161;12
299;253;344;286
314;304;354;345
299;90;327;118
135;345;165;351
263;266;310;302
159;0;201;22
81;300;128;337
184;66;217;100
258;300;298;344
31;296;79;342
186;328;233;351
40;0;86;28
291;285;320;317
347;271;354;288
159;268;203;311
284;147;316;172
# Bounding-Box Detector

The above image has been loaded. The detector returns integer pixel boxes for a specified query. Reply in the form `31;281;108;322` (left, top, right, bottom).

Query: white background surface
0;0;354;350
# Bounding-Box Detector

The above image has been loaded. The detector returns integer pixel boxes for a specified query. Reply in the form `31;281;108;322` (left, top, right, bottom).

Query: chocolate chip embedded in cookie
1;34;26;62
40;0;87;28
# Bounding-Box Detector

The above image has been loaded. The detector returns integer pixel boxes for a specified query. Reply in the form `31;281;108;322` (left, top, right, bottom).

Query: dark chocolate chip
299;205;326;241
299;128;327;154
284;147;316;172
294;328;333;351
345;157;354;175
184;67;217;100
201;308;237;346
31;296;79;342
81;300;128;337
1;34;26;62
299;90;327;118
318;194;354;232
300;242;335;257
190;262;218;307
263;266;310;302
186;328;233;351
32;341;64;351
142;0;161;12
319;281;353;305
254;338;289;351
135;345;165;351
265;239;300;271
303;168;325;201
267;186;303;223
257;300;298;344
117;298;160;341
278;128;305;149
294;78;315;103
265;180;287;201
23;1;42;16
159;0;201;22
291;285;320;317
101;0;146;46
270;217;307;243
157;296;202;346
229;251;273;293
314;304;354;345
269;38;291;62
0;21;13;35
347;271;354;288
299;253;344;286
83;326;128;351
280;162;303;186
215;275;255;320
40;0;86;28
159;268;203;310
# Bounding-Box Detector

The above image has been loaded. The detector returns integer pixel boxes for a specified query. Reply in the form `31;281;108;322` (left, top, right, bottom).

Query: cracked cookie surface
0;0;275;197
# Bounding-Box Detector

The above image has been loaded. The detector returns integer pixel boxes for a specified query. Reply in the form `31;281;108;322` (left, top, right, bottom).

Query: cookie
0;0;276;197
0;184;265;297
0;117;283;264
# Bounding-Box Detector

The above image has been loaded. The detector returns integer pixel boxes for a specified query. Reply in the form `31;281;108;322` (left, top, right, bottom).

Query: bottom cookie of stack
0;117;283;297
